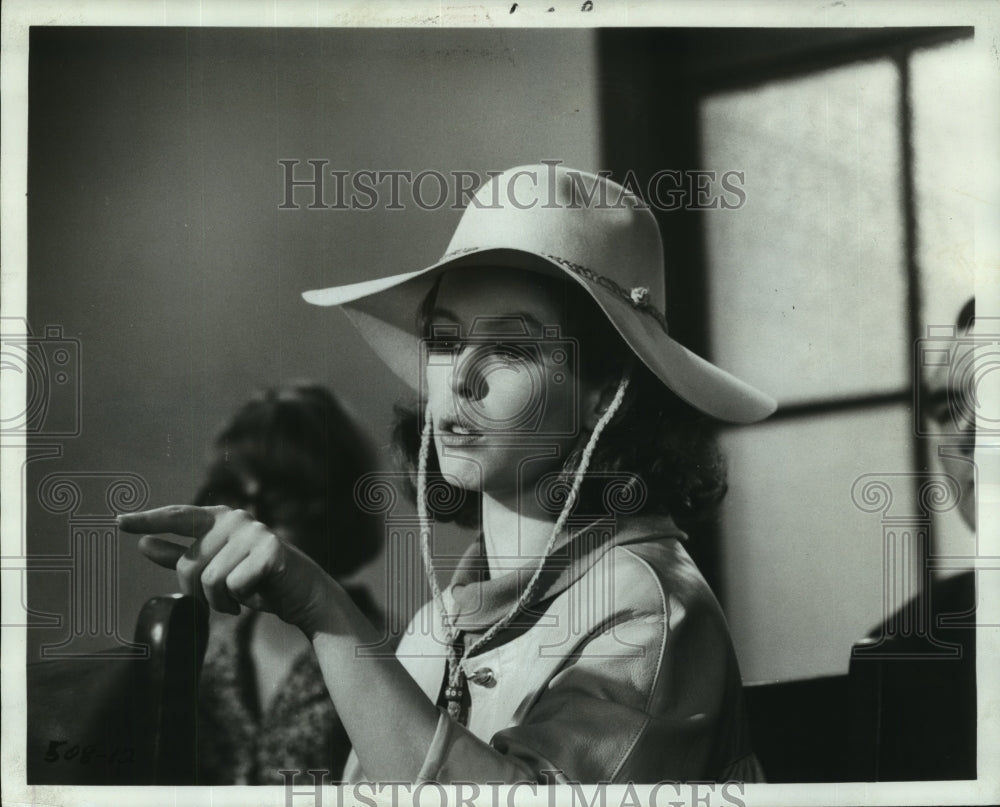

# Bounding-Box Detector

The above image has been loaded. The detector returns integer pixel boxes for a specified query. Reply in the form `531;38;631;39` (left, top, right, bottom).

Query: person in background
193;382;383;785
858;297;978;781
922;297;978;533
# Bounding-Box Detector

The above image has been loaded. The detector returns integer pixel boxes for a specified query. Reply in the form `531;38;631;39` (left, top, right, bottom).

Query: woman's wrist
295;573;350;640
298;574;380;644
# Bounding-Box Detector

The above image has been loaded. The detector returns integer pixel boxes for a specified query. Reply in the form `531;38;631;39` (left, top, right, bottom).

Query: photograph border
2;2;998;806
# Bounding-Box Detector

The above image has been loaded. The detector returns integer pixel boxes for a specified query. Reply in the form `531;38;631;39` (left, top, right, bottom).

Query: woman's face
924;368;977;530
424;267;597;497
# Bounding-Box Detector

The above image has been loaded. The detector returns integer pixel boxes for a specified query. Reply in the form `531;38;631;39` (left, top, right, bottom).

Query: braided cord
416;404;463;684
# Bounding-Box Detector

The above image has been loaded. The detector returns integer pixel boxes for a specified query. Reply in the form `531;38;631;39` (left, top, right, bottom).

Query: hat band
439;247;670;335
543;254;670;335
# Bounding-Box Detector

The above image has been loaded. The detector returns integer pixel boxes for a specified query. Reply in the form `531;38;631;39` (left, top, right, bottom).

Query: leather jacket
342;515;763;784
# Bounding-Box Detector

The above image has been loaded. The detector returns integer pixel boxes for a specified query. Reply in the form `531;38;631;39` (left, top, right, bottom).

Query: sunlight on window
911;38;979;331
701;60;906;403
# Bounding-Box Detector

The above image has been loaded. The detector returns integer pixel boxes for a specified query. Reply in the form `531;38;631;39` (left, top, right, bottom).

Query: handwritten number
44;739;135;764
44;740;66;763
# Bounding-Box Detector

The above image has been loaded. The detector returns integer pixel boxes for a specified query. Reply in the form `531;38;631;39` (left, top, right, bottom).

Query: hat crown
445;165;667;315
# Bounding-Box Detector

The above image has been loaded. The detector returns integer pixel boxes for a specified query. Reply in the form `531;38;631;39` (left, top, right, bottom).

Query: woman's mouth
438;418;484;444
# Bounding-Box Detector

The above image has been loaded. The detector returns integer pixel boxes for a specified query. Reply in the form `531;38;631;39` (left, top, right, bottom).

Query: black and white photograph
2;2;998;806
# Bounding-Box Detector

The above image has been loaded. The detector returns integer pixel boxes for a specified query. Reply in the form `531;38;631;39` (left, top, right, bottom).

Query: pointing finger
117;505;227;539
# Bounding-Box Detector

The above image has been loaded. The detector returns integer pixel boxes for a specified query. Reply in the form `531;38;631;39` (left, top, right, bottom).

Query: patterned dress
196;588;378;785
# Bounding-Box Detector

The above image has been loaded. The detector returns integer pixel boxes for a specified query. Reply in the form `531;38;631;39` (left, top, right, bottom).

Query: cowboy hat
302;164;776;424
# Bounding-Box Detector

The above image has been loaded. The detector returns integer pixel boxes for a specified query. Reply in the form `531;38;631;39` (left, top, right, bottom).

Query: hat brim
302;248;777;424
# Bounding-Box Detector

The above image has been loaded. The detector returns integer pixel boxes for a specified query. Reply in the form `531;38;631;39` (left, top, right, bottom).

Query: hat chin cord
416;371;632;718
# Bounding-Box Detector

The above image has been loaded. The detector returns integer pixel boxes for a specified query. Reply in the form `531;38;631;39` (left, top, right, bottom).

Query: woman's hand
122;504;444;781
118;505;336;636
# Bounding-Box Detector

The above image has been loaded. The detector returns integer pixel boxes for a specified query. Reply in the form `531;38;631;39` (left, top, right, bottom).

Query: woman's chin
437;460;522;500
437;457;485;492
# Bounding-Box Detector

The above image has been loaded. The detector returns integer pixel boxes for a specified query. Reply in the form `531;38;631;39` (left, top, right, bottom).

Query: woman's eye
489;344;525;363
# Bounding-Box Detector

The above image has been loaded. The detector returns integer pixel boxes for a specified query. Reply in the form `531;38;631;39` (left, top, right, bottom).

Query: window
698;31;979;680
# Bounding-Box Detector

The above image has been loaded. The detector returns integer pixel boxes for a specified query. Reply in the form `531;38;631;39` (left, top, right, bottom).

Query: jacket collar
443;514;687;633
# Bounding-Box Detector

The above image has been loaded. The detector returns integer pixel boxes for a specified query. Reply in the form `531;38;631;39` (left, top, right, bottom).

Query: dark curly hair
391;269;728;528
194;382;382;578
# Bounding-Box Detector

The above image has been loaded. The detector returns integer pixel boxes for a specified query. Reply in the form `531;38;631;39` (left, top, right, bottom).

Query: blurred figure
922;296;977;532
194;382;382;785
858;297;977;781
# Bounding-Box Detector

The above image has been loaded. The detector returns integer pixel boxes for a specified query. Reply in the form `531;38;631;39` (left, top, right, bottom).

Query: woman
192;383;382;784
120;165;776;783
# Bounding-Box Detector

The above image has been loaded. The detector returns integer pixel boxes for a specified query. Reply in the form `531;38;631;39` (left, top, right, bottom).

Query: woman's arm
304;579;441;780
118;504;439;781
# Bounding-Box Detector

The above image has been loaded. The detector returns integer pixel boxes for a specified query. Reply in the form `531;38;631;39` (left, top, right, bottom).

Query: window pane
911;38;979;331
700;61;907;403
719;408;920;681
